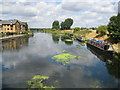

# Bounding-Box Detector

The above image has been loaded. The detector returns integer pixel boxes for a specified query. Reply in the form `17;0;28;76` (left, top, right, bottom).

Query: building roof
20;22;26;26
0;19;19;25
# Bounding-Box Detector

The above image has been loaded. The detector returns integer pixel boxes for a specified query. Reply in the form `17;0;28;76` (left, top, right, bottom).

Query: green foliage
96;25;108;36
60;21;66;30
52;20;60;30
74;27;81;32
24;22;28;31
60;18;73;30
108;14;120;42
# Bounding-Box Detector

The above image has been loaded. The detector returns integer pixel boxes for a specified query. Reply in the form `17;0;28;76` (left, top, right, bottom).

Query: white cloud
0;0;119;28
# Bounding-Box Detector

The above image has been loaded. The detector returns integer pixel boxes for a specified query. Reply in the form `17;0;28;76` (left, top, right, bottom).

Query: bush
74;27;81;31
96;25;108;36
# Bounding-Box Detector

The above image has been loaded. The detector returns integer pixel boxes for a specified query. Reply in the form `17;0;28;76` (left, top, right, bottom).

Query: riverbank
85;30;120;53
0;33;33;40
40;29;120;53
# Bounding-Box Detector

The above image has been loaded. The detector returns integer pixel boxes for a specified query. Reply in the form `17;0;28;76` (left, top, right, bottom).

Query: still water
1;32;120;88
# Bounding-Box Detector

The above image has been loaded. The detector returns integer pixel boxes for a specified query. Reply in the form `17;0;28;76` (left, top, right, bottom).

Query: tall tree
64;18;73;29
52;20;60;30
60;18;73;30
107;14;120;42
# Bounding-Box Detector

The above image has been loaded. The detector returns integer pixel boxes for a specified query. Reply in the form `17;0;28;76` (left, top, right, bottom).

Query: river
1;32;120;88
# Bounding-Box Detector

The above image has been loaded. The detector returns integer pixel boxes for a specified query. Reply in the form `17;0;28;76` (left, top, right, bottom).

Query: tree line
96;13;120;42
52;14;120;42
52;18;73;30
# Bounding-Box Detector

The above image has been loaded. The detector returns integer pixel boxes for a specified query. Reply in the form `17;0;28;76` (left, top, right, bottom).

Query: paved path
0;35;25;40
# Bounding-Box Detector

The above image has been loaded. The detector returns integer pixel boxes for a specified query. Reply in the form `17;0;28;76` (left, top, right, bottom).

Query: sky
0;0;120;28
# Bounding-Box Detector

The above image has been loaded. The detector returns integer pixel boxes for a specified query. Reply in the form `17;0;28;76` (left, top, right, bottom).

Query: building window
8;28;9;30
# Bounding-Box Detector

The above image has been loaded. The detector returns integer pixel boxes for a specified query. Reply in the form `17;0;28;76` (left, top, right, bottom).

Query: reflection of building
2;37;29;51
0;19;28;33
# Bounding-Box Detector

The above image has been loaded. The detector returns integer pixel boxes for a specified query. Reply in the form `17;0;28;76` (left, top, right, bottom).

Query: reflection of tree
60;35;73;45
61;35;70;42
2;37;29;51
52;34;60;43
64;41;73;45
87;44;120;79
106;59;120;79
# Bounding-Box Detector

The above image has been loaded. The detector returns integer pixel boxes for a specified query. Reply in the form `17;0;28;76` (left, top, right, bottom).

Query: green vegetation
73;30;92;36
24;22;29;31
52;53;77;62
65;39;73;42
61;18;73;30
52;53;80;65
27;75;55;89
73;27;81;32
61;50;67;53
108;14;120;42
52;20;60;30
96;25;108;36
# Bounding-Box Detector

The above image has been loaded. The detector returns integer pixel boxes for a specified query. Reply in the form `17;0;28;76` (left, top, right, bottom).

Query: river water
1;32;120;88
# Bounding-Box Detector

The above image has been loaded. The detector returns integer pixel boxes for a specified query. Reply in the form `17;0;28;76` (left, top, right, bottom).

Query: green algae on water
65;39;73;42
75;45;81;47
52;53;77;62
27;75;55;89
61;50;67;53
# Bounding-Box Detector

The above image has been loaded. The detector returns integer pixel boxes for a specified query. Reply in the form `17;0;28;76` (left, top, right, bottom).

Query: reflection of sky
2;32;119;88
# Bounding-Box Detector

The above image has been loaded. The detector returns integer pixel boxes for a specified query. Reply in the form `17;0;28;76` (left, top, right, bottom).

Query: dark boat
76;36;86;42
87;39;114;53
69;33;73;37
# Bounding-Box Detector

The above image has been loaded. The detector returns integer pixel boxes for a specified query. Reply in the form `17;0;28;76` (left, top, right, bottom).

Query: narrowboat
76;36;87;42
87;39;114;53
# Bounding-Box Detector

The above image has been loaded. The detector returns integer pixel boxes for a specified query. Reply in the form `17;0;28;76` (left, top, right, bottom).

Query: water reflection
87;44;120;79
1;37;30;51
52;34;60;43
1;32;119;88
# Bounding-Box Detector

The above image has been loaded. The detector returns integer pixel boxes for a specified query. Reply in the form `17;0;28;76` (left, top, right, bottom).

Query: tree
61;18;73;30
60;22;66;30
24;22;28;31
96;25;108;36
74;27;81;31
107;14;120;41
52;20;60;30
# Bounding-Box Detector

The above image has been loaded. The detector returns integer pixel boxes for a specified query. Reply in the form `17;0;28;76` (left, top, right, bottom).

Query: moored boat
76;36;87;42
87;39;114;53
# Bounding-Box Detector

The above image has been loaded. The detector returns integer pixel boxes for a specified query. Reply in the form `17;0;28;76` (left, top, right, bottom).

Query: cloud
0;0;119;28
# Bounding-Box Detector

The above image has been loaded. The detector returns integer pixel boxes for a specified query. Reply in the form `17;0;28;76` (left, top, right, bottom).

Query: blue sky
0;0;119;28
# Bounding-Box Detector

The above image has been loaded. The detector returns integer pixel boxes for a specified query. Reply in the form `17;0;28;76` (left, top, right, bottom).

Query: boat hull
76;37;86;42
87;43;114;54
